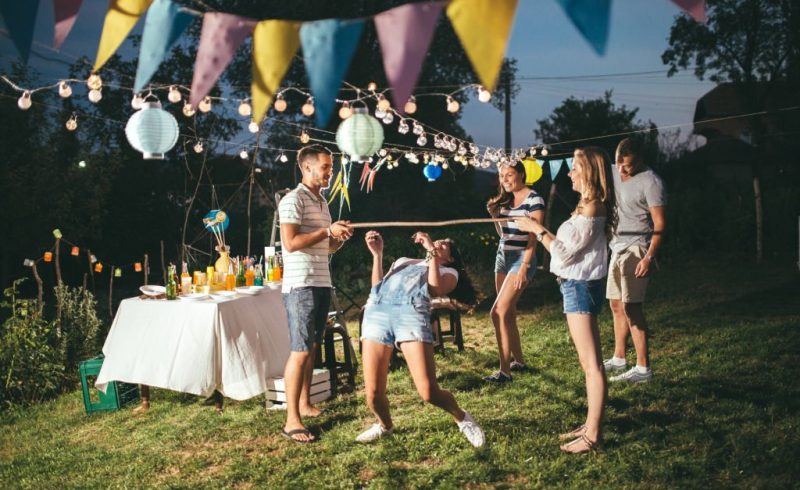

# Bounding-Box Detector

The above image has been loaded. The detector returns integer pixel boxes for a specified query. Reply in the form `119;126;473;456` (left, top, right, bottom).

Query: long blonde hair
572;147;617;238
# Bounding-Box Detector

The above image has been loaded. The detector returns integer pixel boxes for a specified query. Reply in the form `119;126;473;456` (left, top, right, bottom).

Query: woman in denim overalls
355;231;485;448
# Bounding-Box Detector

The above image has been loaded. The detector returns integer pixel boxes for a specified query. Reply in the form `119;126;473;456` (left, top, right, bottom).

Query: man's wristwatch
326;226;333;238
535;232;546;242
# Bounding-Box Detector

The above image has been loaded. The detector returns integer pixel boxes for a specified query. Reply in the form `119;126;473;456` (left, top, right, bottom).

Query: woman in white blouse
515;147;616;454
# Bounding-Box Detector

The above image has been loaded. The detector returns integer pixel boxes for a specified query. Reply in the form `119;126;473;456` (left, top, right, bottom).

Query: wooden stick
87;248;95;292
31;262;44;316
54;237;62;286
349;217;509;229
143;254;149;286
108;271;114;322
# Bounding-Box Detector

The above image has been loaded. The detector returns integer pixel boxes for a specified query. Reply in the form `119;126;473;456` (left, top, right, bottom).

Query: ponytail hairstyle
572;147;617;238
440;238;477;308
487;160;527;213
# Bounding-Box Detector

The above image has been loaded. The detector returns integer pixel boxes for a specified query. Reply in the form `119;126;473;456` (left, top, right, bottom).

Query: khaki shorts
606;244;650;303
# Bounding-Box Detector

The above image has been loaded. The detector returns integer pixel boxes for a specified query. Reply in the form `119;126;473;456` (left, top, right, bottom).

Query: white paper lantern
125;101;179;160
335;107;384;162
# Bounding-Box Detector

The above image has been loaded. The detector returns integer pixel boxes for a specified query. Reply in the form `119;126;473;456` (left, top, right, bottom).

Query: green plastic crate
79;355;140;414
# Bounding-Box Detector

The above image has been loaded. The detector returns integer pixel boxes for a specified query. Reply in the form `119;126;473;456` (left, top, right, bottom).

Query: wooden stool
430;297;466;353
316;321;356;396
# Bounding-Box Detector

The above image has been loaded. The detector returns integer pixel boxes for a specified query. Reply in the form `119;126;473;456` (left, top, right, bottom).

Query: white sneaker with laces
356;423;393;443
457;411;485;447
610;366;653;383
603;357;627;372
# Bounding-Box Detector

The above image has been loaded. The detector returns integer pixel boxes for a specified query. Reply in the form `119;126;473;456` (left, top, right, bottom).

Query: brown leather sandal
560;434;602;454
558;424;587;441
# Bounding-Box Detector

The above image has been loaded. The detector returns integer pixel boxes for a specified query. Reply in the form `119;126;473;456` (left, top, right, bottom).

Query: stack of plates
235;286;265;295
139;285;166;297
178;293;210;301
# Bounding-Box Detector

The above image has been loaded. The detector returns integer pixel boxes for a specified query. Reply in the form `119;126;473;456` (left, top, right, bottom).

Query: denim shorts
559;278;605;315
283;287;331;352
495;248;536;282
361;302;434;349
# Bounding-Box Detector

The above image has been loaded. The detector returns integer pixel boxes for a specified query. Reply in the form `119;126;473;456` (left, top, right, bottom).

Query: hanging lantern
522;158;543;185
134;262;143;272
114;268;122;278
94;263;103;273
44;252;53;262
71;246;79;256
335;107;384;162
125;100;179;160
423;163;442;182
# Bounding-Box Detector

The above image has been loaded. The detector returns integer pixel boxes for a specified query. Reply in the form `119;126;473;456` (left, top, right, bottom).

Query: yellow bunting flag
93;0;154;72
446;0;517;91
251;20;301;123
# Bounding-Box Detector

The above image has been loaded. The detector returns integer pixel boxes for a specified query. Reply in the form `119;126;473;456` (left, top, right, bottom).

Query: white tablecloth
96;288;290;400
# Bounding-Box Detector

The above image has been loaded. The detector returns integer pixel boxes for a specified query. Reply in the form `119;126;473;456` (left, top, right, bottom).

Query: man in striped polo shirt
279;145;352;443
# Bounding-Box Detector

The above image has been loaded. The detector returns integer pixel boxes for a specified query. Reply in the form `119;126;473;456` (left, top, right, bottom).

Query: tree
662;0;800;262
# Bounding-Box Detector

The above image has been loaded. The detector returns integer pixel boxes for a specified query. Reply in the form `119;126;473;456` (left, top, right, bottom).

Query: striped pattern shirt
499;190;546;250
279;183;332;292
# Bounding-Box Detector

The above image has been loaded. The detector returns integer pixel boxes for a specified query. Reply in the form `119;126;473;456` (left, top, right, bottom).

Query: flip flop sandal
282;428;316;444
560;434;602;454
558;424;587;441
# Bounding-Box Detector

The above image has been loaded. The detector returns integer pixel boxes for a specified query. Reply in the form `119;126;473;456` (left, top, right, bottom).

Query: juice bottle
254;264;263;286
226;263;236;291
245;260;255;286
273;253;282;281
235;257;246;287
165;264;178;300
180;262;192;296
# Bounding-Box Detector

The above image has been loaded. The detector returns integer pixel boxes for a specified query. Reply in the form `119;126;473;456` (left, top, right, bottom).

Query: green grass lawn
1;259;799;489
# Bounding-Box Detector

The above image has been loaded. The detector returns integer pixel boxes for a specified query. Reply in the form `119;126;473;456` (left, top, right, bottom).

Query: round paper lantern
423;163;442;182
522;158;543;185
335;107;384;162
125;100;179;160
203;210;229;233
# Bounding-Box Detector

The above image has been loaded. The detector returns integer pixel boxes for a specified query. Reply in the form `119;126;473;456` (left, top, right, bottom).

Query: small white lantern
335;107;384;162
125;100;179;160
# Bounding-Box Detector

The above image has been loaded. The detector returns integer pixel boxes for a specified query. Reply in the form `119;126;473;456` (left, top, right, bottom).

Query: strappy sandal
560;434;601;454
558;424;587;441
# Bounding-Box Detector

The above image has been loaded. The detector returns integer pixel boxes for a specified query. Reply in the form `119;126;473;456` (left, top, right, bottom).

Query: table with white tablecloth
96;288;290;401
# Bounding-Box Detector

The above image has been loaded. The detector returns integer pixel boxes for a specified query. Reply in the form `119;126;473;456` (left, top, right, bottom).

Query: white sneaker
610;366;653;383
603;357;627;372
457;411;485;448
355;423;393;443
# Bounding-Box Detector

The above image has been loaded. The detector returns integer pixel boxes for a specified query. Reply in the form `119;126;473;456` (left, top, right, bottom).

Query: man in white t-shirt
604;137;666;383
279;145;352;443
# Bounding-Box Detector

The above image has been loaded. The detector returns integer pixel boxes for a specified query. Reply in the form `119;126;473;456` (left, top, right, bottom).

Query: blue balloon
203;210;229;233
423;163;442;182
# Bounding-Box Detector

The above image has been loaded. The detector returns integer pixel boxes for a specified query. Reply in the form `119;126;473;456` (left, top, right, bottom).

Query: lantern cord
349;217;511;229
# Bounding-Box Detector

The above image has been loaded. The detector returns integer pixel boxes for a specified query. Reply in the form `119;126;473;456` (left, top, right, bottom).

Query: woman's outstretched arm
365;230;385;286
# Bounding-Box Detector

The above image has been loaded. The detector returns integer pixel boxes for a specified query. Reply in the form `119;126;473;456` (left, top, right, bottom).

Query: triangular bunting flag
375;2;444;112
446;0;517;91
93;0;154;72
549;159;565;180
554;0;611;56
134;0;193;92
671;0;707;23
54;0;82;49
0;0;41;62
300;19;365;127
190;13;256;107
251;20;301;124
565;157;575;171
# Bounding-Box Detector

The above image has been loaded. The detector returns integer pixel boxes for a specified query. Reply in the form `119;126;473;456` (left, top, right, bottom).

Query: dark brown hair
616;137;645;165
296;144;331;168
487;161;527;212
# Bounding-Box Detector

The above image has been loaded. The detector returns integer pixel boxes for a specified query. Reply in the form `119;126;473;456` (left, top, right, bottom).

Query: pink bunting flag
53;0;82;49
190;13;256;107
671;0;707;23
375;2;444;112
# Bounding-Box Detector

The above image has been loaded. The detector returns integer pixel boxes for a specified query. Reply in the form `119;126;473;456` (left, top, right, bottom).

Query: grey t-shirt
609;166;666;253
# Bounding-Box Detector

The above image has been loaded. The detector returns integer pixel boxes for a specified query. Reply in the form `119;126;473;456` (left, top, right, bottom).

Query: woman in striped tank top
484;161;546;383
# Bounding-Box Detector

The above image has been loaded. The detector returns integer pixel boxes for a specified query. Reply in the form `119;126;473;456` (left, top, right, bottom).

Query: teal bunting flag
0;0;41;62
565;157;574;171
134;0;194;93
300;19;365;127
549;159;565;180
554;0;611;55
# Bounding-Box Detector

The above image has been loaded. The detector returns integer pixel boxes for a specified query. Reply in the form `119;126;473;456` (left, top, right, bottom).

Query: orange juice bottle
273;253;282;281
245;261;255;286
180;262;192;296
226;263;236;291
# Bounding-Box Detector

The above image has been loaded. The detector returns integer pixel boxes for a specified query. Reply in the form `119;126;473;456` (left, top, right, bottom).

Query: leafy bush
0;279;62;408
54;284;104;385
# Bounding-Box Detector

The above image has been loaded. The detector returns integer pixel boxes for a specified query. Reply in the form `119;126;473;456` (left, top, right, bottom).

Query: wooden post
160;240;166;285
87;248;95;292
82;273;87;290
108;271;114;321
543;181;558;271
30;262;44;316
54;237;62;285
143;254;149;286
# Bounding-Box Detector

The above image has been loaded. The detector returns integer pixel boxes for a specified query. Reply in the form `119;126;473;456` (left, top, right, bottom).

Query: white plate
179;293;210;301
211;290;236;299
265;281;282;289
140;285;166;297
235;286;264;295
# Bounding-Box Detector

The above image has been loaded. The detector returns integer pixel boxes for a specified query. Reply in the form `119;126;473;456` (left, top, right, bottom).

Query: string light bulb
412;121;423;135
131;93;144;110
446;96;460;113
248;121;259;133
404;96;417;114
477;86;491;103
168;85;182;103
338;102;352;119
398;119;409;134
377;95;391;112
88;88;102;103
301;97;315;116
239;149;249;160
238;100;252;117
17;91;32;110
416;133;427;146
300;130;310;144
279;153;288;163
367;81;377;91
58;81;72;98
541;146;549;156
78;160;86;168
65;114;78;131
87;74;102;90
198;96;212;113
382;112;394;125
274;94;287;112
193;141;204;153
182;101;195;117
379;148;388;157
